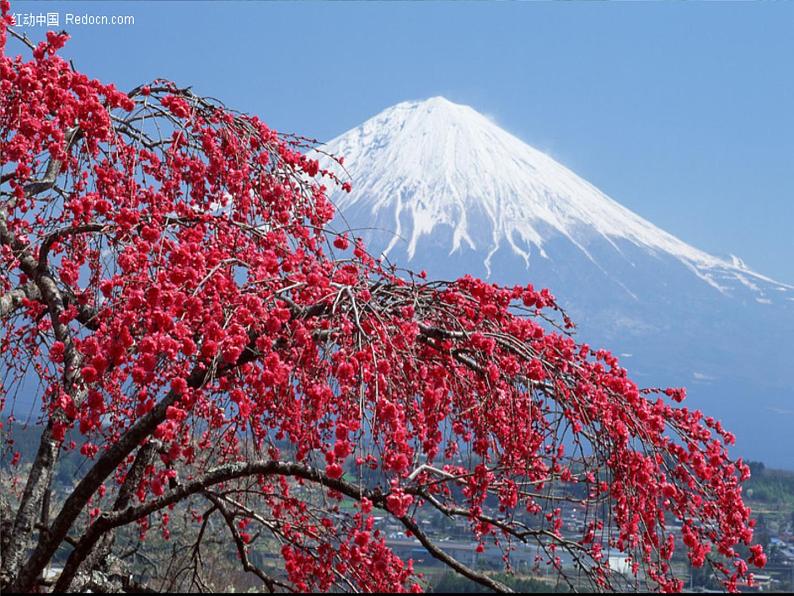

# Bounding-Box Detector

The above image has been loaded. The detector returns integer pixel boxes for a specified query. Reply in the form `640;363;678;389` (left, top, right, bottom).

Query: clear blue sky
9;1;794;282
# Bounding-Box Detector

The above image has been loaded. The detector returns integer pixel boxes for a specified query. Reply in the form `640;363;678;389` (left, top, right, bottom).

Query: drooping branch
54;460;512;594
203;493;293;594
37;223;107;272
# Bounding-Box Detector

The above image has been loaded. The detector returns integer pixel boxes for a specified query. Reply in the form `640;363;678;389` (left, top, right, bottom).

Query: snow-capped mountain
313;97;794;467
321;97;788;297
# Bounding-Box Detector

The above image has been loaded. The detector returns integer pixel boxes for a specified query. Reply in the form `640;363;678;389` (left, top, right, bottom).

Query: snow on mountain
315;96;790;300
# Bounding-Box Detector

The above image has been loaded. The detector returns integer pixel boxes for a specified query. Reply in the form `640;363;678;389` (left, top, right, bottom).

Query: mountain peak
314;98;789;295
393;95;467;111
410;95;458;106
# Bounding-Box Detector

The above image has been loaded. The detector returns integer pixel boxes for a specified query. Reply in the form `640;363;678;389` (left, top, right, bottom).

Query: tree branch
47;460;512;594
54;443;157;592
0;282;40;319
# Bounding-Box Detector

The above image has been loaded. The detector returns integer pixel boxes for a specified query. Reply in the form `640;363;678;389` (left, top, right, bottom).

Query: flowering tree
0;7;765;593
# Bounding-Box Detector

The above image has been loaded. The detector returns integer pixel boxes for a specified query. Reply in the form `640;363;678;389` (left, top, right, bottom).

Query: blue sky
9;1;794;282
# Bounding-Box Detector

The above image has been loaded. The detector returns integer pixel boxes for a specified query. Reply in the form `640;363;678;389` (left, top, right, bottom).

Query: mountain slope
312;97;794;468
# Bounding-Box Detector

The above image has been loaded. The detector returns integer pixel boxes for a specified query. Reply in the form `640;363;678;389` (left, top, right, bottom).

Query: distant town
364;461;794;592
